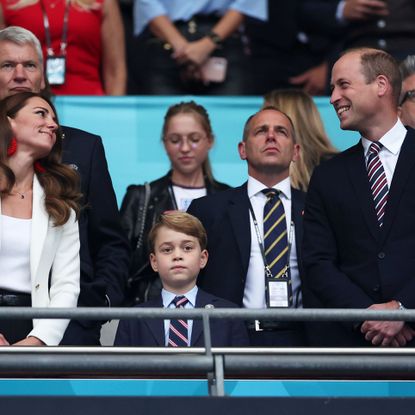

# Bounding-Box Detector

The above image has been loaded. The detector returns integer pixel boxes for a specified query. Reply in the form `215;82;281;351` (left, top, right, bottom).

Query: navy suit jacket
303;128;415;346
187;183;308;307
114;288;249;347
60;127;130;342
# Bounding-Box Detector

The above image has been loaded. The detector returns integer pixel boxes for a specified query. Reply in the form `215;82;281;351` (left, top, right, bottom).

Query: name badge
266;279;289;308
46;55;66;85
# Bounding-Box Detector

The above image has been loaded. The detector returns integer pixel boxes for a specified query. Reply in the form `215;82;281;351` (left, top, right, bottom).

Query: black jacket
120;172;230;304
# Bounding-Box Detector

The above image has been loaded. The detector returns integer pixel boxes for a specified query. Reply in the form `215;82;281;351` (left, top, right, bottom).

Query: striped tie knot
369;141;382;156
262;188;279;200
172;296;189;308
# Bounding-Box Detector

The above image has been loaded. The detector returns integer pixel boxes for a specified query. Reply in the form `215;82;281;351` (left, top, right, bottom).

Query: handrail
2;307;415;395
1;307;414;321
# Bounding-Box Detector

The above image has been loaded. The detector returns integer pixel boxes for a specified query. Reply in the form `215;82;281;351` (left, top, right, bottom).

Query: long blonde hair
263;89;337;191
7;0;100;11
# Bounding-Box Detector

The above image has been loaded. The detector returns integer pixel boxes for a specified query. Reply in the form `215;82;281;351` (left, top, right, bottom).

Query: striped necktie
262;189;293;306
168;296;189;347
367;142;389;226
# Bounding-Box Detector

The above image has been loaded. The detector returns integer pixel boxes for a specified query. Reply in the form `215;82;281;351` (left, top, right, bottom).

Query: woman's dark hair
161;101;215;183
0;91;81;226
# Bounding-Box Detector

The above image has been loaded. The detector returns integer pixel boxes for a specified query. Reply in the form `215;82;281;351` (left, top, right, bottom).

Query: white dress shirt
243;176;301;309
162;285;198;346
361;118;407;186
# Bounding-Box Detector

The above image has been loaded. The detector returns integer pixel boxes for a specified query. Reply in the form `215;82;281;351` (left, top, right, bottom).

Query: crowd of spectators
1;0;415;350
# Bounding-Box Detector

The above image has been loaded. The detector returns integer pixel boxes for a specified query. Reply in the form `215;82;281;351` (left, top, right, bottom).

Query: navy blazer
187;183;307;307
60;127;130;343
114;288;249;347
303;128;415;346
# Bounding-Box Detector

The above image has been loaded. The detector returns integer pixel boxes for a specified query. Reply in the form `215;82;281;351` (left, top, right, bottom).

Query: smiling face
150;226;208;294
163;113;213;178
330;51;381;134
238;109;299;185
9;96;58;159
0;41;45;100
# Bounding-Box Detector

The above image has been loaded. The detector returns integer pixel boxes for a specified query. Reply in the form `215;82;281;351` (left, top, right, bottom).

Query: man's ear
376;74;389;97
238;141;247;160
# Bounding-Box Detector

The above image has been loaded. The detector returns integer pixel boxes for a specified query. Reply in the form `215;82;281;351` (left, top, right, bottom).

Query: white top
162;285;198;346
0;214;32;294
172;185;207;211
361;118;407;187
243;176;301;309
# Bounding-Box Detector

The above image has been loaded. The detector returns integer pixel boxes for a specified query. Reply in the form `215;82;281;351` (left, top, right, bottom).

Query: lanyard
248;197;293;279
41;0;71;56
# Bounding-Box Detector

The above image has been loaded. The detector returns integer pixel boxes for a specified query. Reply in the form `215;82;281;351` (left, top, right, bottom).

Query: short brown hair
242;106;297;143
148;211;207;253
343;48;401;105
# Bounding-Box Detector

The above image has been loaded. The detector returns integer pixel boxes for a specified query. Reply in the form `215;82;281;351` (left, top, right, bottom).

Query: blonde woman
0;0;126;95
264;89;337;191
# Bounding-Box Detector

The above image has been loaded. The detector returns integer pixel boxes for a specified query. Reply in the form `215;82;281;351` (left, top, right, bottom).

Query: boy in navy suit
115;211;249;347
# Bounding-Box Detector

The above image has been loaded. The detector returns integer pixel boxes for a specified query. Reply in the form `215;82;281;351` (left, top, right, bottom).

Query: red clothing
2;0;104;95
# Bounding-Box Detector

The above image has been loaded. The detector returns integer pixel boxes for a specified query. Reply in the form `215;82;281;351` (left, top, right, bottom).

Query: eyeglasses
164;133;207;147
400;89;415;106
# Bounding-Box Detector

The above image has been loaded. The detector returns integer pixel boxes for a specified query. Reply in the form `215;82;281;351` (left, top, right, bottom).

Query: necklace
12;189;32;199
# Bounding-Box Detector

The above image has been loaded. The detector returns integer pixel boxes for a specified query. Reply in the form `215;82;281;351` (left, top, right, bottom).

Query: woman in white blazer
0;92;81;346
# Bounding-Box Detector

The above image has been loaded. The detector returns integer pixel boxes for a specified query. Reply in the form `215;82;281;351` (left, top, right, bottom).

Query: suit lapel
228;183;251;274
346;143;380;241
143;297;165;346
30;175;49;279
380;130;415;245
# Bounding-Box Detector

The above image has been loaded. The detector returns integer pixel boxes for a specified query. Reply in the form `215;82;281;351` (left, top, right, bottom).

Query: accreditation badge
46;55;66;85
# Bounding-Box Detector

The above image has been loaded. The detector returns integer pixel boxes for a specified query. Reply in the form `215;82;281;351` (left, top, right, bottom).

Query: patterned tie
263;189;289;278
367;142;389;227
168;296;189;347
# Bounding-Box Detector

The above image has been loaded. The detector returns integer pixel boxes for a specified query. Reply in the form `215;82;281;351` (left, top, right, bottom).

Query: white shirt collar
361;118;407;156
162;285;198;308
247;175;291;200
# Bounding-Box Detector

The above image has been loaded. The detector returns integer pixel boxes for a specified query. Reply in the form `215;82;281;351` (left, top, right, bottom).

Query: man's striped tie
367;142;388;227
168;296;189;347
262;189;293;305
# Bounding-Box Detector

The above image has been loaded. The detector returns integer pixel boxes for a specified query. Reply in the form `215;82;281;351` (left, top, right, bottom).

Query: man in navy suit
115;211;248;347
0;26;130;345
188;107;308;347
303;48;415;347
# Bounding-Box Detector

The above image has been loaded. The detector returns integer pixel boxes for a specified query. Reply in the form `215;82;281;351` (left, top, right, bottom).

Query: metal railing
1;307;415;396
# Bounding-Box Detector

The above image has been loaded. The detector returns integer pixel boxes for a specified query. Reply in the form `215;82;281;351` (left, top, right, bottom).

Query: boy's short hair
148;211;207;253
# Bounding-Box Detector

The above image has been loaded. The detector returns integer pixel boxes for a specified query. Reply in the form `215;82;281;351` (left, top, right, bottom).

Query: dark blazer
303;128;415;346
60;126;130;344
114;288;249;347
187;183;308;307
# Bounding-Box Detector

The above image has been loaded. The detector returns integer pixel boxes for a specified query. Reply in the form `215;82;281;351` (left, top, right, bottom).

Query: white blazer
0;175;80;345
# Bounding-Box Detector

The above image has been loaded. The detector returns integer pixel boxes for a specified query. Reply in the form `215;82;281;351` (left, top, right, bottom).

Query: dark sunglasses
400;89;415;106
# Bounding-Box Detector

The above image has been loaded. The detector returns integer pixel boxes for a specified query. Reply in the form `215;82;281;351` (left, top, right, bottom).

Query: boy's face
150;226;208;294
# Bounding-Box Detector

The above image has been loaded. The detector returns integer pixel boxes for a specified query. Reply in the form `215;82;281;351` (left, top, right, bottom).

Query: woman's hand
174;37;215;66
